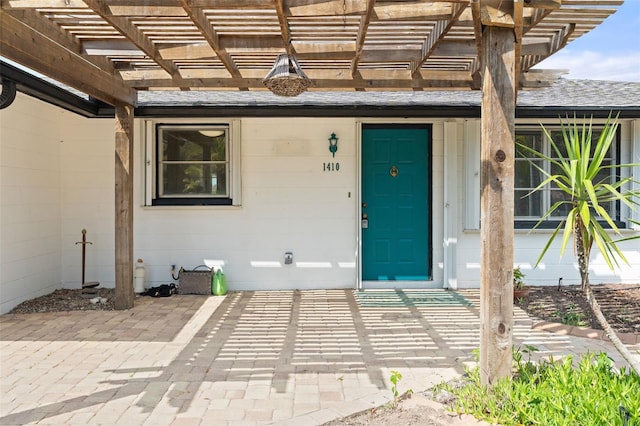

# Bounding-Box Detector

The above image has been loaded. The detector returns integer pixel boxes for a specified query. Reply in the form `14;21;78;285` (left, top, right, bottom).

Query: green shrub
556;303;588;327
441;350;640;425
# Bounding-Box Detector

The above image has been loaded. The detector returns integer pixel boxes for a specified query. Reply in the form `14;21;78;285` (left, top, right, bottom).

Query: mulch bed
9;288;116;313
516;284;640;335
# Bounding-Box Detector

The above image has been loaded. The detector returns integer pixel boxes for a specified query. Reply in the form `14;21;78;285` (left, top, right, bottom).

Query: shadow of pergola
0;290;485;424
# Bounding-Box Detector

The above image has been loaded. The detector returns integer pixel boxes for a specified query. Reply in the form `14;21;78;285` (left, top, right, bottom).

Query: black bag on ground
144;283;177;297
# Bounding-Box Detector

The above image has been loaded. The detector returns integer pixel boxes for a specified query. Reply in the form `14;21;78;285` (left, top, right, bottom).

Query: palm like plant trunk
575;217;640;375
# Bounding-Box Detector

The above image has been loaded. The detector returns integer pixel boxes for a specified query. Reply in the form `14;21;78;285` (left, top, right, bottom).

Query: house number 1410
323;162;340;172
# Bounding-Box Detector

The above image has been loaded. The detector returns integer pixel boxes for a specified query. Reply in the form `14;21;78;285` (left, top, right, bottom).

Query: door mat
355;290;472;307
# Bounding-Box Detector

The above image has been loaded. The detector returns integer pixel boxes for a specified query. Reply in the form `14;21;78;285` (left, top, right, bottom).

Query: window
148;121;241;206
514;126;619;226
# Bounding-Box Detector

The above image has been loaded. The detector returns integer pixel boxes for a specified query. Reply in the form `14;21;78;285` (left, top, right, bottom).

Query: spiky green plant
518;114;640;374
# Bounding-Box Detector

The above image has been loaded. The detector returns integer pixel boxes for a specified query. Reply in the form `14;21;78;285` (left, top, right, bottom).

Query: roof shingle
136;79;640;109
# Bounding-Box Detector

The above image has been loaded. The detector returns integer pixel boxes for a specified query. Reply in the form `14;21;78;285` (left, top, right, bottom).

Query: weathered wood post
115;103;135;310
479;1;517;386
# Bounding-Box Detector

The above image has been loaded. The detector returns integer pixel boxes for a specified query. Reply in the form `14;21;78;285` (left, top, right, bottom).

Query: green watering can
212;269;227;296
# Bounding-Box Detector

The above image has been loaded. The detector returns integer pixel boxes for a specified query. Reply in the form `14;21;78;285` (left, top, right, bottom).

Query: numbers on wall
323;162;340;172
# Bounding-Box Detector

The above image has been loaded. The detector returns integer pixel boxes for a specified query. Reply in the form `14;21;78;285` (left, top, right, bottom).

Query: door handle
362;213;368;229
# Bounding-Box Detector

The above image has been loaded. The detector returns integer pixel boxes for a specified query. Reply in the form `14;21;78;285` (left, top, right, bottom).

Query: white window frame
514;125;620;225
144;119;241;207
463;119;632;231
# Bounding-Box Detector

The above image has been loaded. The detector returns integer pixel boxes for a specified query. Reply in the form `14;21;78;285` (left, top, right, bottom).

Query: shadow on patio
0;289;584;425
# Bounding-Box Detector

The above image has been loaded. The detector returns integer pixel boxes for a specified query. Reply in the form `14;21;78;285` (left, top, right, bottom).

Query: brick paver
1;289;638;425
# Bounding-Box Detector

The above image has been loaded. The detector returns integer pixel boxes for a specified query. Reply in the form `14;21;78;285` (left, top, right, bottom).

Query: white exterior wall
1;95;639;313
455;118;640;288
59;115;115;288
135;117;360;290
136;117;447;291
0;94;64;314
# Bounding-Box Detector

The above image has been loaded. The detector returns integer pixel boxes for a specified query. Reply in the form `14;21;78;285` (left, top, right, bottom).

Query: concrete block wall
1;94;64;314
59;116;114;289
134;117;360;290
2;95;638;314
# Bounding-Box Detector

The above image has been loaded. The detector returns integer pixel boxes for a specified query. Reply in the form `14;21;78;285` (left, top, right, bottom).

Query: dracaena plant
518;113;640;374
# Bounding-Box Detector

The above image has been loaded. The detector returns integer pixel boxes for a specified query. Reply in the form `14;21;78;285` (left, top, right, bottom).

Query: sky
535;0;640;82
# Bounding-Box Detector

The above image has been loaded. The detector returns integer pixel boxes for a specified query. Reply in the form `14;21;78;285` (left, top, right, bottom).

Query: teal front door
361;126;431;282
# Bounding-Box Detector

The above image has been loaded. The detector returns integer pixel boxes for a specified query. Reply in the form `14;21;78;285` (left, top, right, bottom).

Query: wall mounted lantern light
328;132;339;157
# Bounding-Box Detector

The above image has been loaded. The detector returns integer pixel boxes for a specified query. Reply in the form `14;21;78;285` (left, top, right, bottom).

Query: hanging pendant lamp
263;53;311;97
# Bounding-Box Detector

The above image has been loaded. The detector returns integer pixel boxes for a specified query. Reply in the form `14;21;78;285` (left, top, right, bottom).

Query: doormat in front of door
355;289;472;307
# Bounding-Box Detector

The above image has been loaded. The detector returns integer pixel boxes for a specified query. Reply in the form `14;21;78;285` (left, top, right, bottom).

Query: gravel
9;288;116;314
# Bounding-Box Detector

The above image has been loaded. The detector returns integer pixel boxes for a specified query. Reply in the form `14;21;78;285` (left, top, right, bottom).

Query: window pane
549;131;568;158
515;132;542;158
514;125;618;224
594;160;613;185
549;189;572;217
162;129;226;162
157;125;230;200
162;163;228;196
514;131;544;219
515;190;542;217
549;162;566;177
549;130;613;159
515;159;543;189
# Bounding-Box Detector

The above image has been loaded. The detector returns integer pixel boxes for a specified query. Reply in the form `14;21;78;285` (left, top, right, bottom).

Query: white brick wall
2;97;638;314
59;115;115;289
1;94;64;314
134;117;359;290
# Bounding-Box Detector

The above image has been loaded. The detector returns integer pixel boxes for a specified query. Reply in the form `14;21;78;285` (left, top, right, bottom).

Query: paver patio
1;289;638;425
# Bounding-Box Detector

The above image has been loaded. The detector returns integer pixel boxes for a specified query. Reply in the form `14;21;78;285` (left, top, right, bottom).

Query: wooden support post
115;103;135;310
480;25;516;387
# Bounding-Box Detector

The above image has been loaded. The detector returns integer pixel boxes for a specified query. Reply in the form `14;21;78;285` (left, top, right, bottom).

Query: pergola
0;0;623;386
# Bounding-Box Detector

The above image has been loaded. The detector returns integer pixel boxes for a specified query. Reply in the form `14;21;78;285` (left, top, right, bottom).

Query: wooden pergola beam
373;1;454;20
350;0;376;77
2;0;88;7
275;0;293;55
523;22;575;70
410;2;467;75
114;102;135;310
90;39;492;61
81;0;186;86
2;0;615;94
514;0;523;90
178;0;243;80
286;0;369;16
120;68;556;90
4;8;128;86
480;0;515;27
470;0;483;89
122;75;477;90
0;10;135;105
479;0;519;387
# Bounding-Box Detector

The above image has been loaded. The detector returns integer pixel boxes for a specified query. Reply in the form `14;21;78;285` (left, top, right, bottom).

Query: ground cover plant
438;347;640;426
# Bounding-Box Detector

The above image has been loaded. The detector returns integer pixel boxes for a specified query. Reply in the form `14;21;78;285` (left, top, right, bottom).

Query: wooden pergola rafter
0;0;625;387
81;0;188;86
0;0;623;103
178;0;244;82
